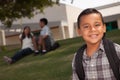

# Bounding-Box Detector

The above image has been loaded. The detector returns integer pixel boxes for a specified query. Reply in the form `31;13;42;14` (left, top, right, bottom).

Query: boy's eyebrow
81;21;102;26
95;22;100;23
95;21;102;24
81;23;89;26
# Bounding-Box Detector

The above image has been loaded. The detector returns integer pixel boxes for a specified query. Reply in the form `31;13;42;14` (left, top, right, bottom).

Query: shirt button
92;76;95;78
91;64;94;67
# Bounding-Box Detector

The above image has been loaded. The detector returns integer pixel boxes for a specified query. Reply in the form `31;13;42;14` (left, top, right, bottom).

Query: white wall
12;4;83;38
65;5;82;38
0;30;6;46
99;4;120;17
13;4;68;25
98;3;120;29
117;19;120;29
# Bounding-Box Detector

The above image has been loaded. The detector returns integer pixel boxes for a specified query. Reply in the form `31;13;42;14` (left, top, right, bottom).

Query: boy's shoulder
114;43;120;59
114;43;120;49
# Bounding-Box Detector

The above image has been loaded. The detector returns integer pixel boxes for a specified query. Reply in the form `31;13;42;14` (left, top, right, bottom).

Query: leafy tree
0;0;59;27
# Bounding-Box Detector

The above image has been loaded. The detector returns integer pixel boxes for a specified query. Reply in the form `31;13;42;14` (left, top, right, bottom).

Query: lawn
0;29;120;80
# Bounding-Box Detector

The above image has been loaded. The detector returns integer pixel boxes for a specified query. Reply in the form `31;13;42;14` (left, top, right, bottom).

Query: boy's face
39;21;45;28
78;13;106;45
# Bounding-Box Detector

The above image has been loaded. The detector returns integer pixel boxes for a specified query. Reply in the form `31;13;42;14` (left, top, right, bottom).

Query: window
105;21;118;31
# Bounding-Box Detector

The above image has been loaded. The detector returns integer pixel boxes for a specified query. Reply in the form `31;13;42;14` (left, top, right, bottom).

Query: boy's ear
77;28;82;36
103;24;106;33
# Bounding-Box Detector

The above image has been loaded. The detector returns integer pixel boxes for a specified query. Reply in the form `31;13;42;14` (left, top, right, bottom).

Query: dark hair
21;26;33;40
40;18;48;25
77;8;104;29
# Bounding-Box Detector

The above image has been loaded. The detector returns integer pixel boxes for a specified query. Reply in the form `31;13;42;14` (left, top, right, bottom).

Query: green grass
0;29;120;80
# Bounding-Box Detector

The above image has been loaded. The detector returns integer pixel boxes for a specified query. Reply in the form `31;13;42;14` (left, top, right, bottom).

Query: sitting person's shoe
34;50;39;56
41;50;47;55
34;52;39;56
3;56;12;64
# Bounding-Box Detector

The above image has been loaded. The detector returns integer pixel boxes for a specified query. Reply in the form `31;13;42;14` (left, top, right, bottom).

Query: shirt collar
83;40;105;60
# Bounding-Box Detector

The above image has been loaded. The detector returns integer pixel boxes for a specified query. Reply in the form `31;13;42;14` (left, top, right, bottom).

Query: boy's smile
89;34;99;39
78;13;106;45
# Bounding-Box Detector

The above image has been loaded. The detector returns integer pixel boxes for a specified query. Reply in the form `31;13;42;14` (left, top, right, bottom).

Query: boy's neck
86;41;101;57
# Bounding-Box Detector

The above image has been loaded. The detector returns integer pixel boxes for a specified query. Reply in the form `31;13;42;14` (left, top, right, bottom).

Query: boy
38;18;54;53
72;8;120;80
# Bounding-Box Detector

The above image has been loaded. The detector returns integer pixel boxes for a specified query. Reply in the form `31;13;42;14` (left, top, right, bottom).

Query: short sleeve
40;26;50;36
45;27;49;35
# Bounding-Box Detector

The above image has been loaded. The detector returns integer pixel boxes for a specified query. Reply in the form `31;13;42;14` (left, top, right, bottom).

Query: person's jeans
11;48;33;63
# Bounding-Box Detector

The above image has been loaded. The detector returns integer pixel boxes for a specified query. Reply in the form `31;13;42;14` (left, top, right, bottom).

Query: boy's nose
90;26;96;31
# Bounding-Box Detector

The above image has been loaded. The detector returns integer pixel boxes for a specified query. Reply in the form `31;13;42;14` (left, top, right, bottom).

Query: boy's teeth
90;34;97;38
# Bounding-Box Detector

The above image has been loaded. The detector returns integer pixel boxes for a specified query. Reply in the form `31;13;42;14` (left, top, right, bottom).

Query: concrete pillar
59;26;66;39
117;19;120;29
67;22;74;38
61;26;66;39
0;30;6;46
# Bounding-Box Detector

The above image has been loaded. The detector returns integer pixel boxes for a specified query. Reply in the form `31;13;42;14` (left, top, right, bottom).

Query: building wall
65;5;82;38
6;35;20;45
5;26;65;45
13;4;68;25
1;3;120;45
98;3;120;29
0;30;3;45
14;4;82;38
117;19;120;29
98;4;120;17
64;26;69;38
0;30;6;46
51;26;63;40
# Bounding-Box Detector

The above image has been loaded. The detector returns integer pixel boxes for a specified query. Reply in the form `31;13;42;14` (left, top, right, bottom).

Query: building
0;2;120;46
0;4;82;45
97;2;120;31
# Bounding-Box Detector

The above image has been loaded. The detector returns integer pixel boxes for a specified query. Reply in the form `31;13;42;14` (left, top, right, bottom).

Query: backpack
51;42;60;50
75;38;120;80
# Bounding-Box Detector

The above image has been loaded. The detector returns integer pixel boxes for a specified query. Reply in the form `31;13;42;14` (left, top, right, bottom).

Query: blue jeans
11;48;33;63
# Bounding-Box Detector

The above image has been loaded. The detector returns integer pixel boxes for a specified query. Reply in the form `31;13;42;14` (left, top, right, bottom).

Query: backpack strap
75;44;86;80
103;38;120;80
75;39;120;80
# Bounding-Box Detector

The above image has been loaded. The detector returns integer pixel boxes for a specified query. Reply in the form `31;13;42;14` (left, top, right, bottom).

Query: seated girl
4;26;39;64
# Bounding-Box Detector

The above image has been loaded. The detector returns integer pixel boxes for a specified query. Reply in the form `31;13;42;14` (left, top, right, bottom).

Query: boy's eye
83;25;89;29
95;23;101;27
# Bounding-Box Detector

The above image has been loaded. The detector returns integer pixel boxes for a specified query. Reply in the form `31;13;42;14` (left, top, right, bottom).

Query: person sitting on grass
3;26;39;64
38;18;55;54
